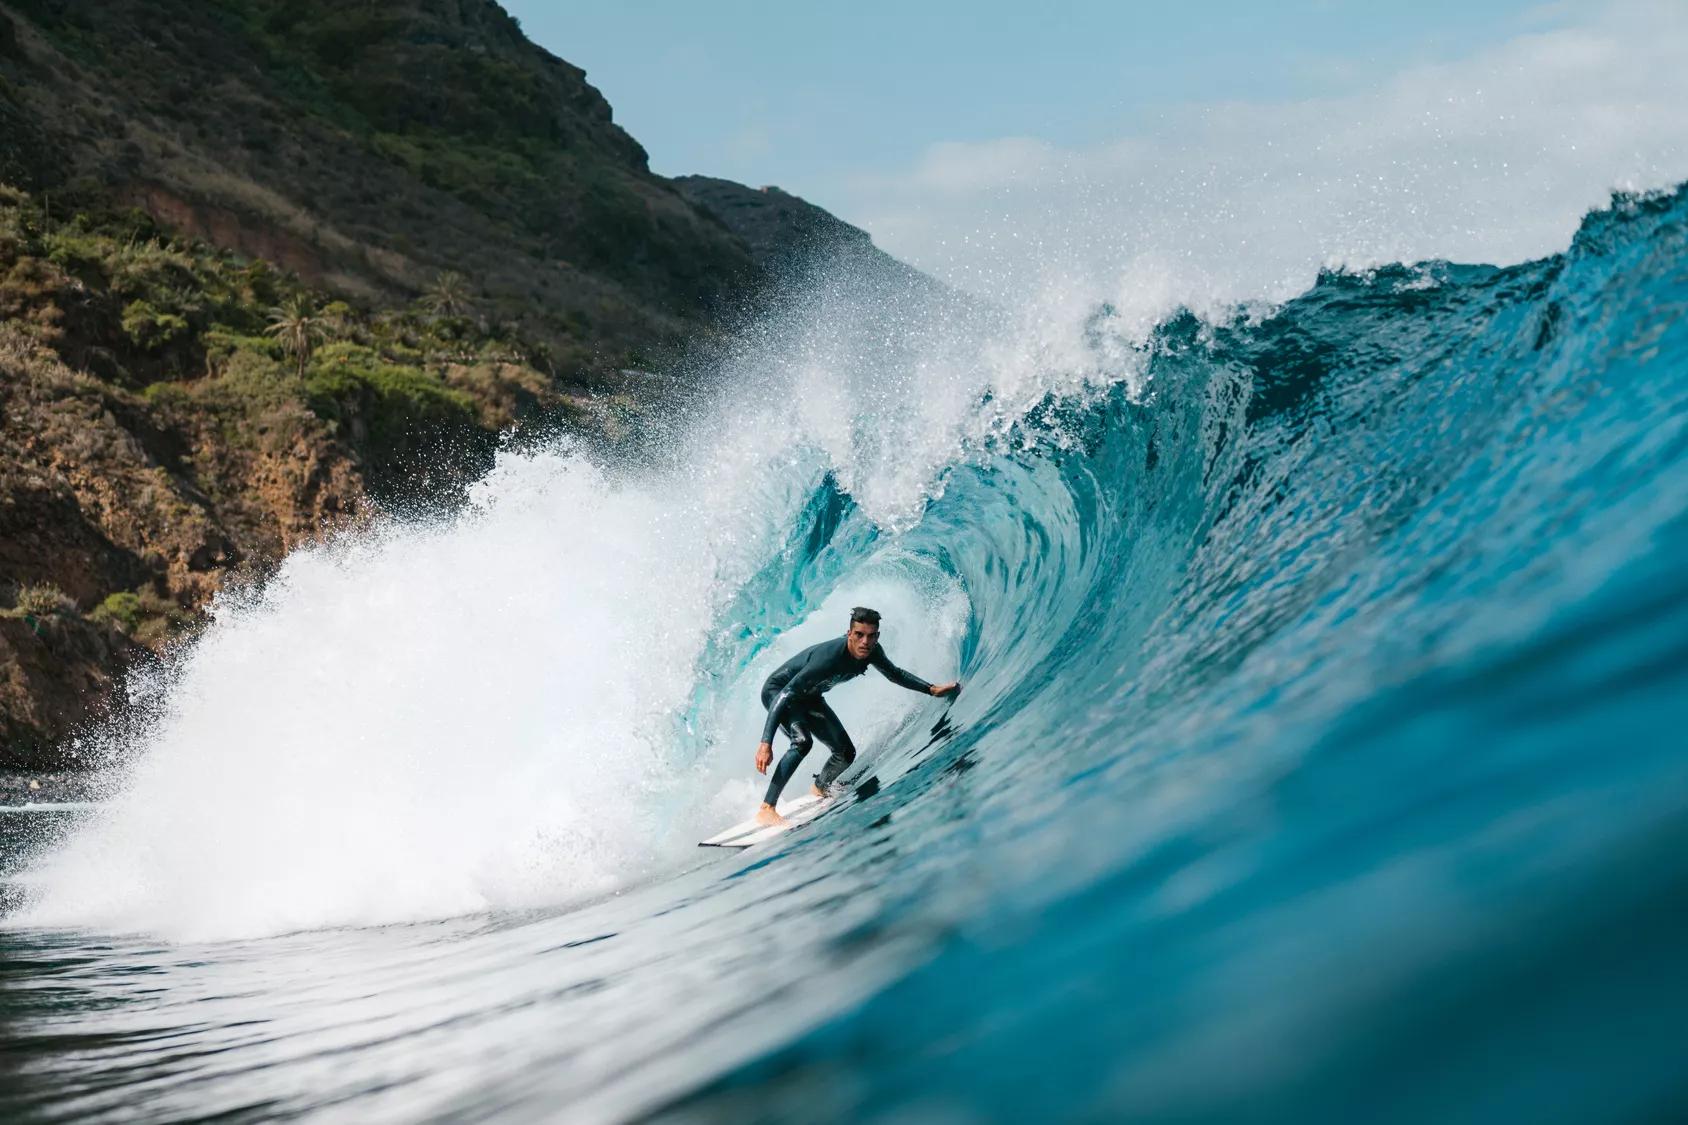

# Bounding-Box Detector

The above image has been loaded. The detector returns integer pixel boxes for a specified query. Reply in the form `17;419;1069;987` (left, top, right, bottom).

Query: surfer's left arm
871;647;960;697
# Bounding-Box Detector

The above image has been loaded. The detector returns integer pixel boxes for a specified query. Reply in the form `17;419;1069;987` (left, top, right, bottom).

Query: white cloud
842;1;1688;309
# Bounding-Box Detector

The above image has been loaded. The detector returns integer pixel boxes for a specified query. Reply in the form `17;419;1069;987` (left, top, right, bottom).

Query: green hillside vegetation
1;182;596;489
0;0;758;367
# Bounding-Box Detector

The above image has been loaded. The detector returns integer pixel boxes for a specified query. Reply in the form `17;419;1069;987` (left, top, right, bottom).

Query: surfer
754;606;959;825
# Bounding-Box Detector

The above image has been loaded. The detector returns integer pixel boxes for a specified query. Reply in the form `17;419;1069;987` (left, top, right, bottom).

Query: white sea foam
10;264;1016;942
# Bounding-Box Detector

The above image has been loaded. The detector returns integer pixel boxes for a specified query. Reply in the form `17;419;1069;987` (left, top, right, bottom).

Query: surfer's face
846;622;879;660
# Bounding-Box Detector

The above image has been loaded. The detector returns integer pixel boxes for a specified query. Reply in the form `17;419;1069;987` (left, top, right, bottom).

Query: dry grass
15;583;77;616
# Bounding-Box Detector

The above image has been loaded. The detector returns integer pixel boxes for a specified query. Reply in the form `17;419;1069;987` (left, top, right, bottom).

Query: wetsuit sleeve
760;688;793;744
871;647;933;694
759;646;831;743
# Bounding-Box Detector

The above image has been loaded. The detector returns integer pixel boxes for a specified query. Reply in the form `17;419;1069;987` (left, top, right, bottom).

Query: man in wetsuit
754;606;960;825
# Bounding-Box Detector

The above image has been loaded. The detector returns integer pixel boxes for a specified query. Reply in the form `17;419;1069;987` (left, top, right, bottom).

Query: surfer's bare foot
755;803;786;827
810;783;826;798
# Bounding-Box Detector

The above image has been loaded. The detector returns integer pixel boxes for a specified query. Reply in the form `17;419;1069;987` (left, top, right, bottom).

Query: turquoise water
3;185;1687;1121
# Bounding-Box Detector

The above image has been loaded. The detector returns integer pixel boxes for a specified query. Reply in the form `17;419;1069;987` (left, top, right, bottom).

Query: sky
506;1;1688;302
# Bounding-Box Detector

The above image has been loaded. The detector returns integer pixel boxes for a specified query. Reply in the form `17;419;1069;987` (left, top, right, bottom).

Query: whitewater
3;182;1688;1123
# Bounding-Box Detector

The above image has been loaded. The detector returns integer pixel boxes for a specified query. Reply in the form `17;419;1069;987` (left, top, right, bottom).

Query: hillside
674;175;951;296
0;0;756;370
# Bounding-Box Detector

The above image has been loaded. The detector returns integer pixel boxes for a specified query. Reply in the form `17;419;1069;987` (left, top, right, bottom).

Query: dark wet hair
850;606;881;628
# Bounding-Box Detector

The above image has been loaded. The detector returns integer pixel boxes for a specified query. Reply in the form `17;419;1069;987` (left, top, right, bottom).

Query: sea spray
9;252;1029;941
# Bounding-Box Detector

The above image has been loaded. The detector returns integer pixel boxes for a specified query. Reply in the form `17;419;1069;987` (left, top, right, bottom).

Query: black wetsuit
759;636;934;806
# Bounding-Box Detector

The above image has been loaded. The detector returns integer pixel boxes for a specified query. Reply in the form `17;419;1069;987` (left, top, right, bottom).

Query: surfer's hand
755;742;773;774
930;682;960;698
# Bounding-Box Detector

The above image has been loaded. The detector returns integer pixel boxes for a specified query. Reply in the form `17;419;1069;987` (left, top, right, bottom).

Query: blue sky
508;1;1567;209
503;2;1688;302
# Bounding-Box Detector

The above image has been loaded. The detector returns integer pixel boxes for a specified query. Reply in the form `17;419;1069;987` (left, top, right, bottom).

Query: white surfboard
699;793;833;849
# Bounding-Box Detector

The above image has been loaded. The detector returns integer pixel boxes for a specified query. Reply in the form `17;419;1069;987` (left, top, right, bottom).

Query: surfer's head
846;606;881;659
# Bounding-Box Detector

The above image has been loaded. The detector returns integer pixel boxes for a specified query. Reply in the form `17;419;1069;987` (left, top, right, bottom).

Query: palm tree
266;297;326;379
419;271;473;322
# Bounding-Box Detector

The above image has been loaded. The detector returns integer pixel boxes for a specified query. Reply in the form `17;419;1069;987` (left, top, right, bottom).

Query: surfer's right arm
759;686;795;745
756;684;802;771
757;643;833;746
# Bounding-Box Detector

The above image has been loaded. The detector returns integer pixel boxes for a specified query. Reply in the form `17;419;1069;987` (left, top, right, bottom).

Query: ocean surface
3;184;1687;1123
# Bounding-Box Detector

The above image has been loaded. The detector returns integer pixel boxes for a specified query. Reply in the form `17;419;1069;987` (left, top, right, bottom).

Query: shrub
42;227;110;276
81;587;190;646
319;300;359;337
140;380;194;409
121;298;191;350
306;353;478;433
107;240;196;299
305;344;482;483
203;327;284;366
218;347;292;399
89;590;143;632
16;583;76;616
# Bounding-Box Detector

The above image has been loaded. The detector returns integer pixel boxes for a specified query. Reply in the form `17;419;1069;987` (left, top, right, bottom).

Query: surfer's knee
827;733;855;765
822;745;855;778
